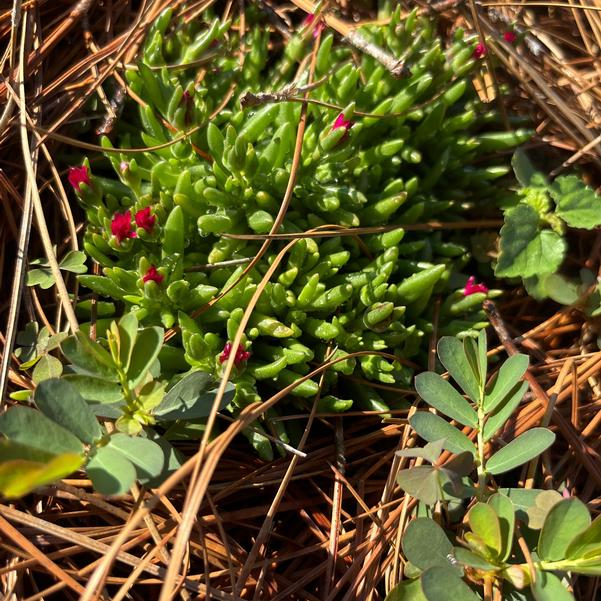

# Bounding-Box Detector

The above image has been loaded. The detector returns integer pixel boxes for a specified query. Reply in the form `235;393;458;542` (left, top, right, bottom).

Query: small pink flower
135;206;156;233
111;210;136;243
219;342;251;367
503;31;517;44
304;13;325;38
473;42;487;59
119;161;129;174
463;276;489;296
562;487;571;499
332;113;353;132
68;166;90;192
143;265;163;285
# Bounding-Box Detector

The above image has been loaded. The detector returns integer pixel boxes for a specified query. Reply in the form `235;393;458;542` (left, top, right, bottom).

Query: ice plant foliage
143;265;163;284
111;210;136;243
473;42;487;59
463;276;489;296
135;207;156;233
219;342;251;367
68;166;90;192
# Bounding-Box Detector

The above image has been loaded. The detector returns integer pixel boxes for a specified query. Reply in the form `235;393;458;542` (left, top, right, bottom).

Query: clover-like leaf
59;250;88;273
402;518;456;572
32;354;63;384
495;204;566;278
397;465;443;506
551;174;601;230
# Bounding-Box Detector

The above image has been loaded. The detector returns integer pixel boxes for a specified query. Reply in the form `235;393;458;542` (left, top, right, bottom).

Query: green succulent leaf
551;174;601;230
488;492;515;562
467;503;502;559
538;497;591;561
453;548;497;571
495;204;566;278
414;372;478;428
34;378;103;444
485;428;555;475
127;326;164;388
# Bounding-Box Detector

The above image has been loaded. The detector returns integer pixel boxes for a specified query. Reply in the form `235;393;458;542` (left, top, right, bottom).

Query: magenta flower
463;276;489;297
143;265;164;285
219;342;251;367
68;166;90;192
135;206;156;233
304;13;325;38
332;113;353;132
119;161;129;174
503;31;517;44
473;42;487;59
111;211;136;243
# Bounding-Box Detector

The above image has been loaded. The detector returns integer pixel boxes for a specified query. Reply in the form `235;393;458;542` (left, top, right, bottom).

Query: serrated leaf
397;466;442;506
484;354;529;413
61;332;118;381
483;381;528;442
566;514;601;560
414;372;478;428
468;503;502;559
402;518;455;571
34;379;103;444
32;354;63;384
486;428;555;475
512;149;548;188
409;412;475;456
551;175;601;230
420;566;479;601
86;445;136;495
0;453;83;498
385;579;427;601
106;434;165;481
62;374;124;403
495;204;566;278
127;326;163;388
0;407;84;455
437;337;480;403
531;569;575;601
154;372;235;420
538;497;591;561
59;250;88;273
488;493;515;561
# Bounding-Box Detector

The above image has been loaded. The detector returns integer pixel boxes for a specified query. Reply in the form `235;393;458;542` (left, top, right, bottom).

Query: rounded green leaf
488;492;515;562
437;336;480;403
86;445;136;495
410;412;475;456
0;406;84;455
106;434;165;481
538;498;591;561
127;326;164;388
397;466;442;506
420;566;480;601
414;372;478;428
385;579;427;601
485;428;555;475
32;354;63;384
402;518;454;571
117;313;138;373
34;378;103;444
468;503;502;559
531;569;575;601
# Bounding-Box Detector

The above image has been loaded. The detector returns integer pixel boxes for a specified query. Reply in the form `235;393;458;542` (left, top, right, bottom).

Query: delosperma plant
3;5;535;480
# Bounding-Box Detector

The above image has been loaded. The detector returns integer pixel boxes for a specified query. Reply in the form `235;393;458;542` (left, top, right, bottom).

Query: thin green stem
476;384;487;500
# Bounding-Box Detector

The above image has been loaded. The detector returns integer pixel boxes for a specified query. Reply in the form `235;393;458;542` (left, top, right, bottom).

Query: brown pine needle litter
0;1;600;599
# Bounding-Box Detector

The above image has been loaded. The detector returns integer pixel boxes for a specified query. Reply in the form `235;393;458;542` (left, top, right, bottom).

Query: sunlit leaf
566;514;601;560
488;493;515;562
414;372;478;428
117;313;138;374
468;503;502;559
538;498;590;561
409;412;475;456
485;428;555;475
32;354;63;384
106;434;165;481
525;490;563;530
437;337;480;403
453;548;497;571
531;569;575;601
484;354;529;413
59;250;88;273
483;382;528;442
61;331;118;381
551;174;601;230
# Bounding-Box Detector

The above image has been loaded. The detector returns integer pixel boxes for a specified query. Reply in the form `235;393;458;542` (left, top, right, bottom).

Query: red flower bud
135;206;156;233
68;166;91;192
473;42;487;59
111;210;136;243
143;265;164;285
219;342;251;367
503;31;517;44
463;276;489;297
